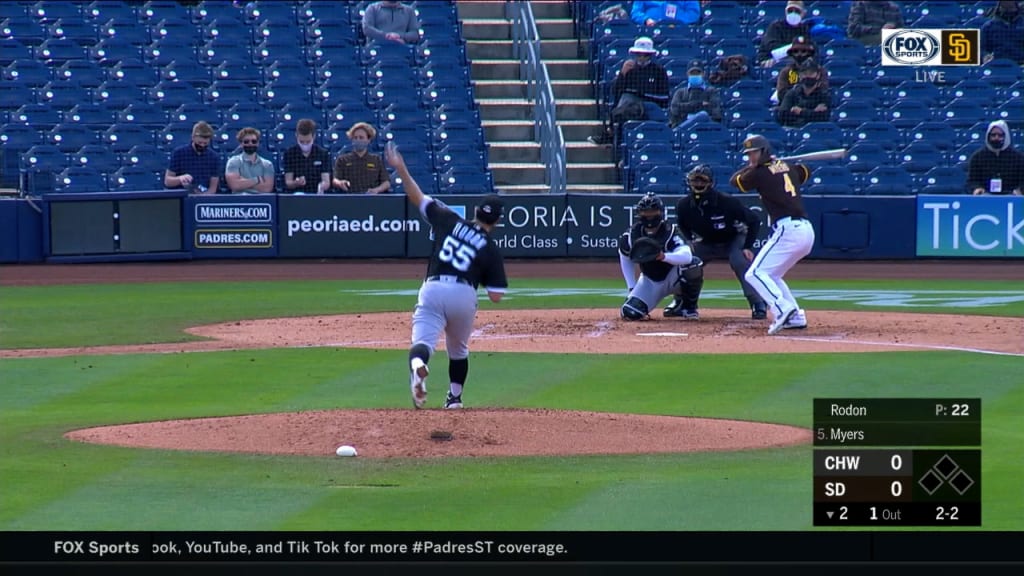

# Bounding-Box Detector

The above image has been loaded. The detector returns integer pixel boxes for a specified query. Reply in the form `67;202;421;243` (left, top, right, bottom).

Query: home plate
637;332;688;337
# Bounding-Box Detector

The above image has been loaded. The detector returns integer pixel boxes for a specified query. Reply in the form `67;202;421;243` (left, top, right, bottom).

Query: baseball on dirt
335;445;357;457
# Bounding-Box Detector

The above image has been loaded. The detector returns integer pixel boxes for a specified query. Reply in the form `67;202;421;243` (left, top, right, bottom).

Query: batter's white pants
744;217;815;319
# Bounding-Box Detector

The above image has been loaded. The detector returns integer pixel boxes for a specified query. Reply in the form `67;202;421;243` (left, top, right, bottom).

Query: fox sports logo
883;29;939;65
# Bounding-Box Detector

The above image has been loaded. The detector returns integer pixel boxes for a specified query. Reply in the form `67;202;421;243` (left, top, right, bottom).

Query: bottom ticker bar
815;502;980;526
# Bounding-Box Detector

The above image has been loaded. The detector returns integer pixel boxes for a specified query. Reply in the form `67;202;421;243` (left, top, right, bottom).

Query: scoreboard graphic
813;398;982;526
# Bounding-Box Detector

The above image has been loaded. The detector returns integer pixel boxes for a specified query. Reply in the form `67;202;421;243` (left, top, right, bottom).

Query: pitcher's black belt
425;275;471;286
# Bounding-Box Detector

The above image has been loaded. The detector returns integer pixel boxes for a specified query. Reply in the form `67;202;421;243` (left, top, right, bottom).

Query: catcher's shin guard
621;297;649;320
675;259;704;310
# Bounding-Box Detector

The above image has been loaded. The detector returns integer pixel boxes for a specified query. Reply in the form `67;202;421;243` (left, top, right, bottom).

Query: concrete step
558;120;607;141
477;98;598;121
455;1;508;19
529;1;572;19
471;59;588;80
490;162;548;185
495;183;557;194
494;183;625;194
567;163;620;185
488;141;540;163
567;141;614;163
460;18;575;40
480;120;606;142
466;38;583;61
474;79;593;100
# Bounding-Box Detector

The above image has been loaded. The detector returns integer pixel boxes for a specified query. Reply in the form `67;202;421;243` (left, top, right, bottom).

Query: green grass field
1;276;1021;531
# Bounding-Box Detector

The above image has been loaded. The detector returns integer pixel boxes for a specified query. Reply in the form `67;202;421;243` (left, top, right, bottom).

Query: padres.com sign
881;29;980;66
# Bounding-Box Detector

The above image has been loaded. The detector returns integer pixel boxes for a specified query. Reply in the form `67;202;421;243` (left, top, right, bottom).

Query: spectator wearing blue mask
668;60;723;130
332;122;390;194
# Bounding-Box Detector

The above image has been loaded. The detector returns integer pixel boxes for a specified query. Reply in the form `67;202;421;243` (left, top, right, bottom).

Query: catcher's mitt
629;236;663;263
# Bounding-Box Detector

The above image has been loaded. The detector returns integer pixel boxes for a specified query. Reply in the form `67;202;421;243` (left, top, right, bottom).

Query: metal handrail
507;0;566;194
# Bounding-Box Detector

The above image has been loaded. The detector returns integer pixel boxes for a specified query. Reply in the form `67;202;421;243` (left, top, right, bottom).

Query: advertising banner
189;195;278;258
917;194;1024;257
278;195;414;258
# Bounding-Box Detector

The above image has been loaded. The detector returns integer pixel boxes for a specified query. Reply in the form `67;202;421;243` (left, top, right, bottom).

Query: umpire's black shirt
675;188;761;251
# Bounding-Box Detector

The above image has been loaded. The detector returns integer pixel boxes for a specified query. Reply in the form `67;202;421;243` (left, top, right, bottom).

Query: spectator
846;0;903;46
164;121;220;194
757;0;816;68
361;1;420;44
967;120;1024;195
776;58;831;128
224;127;275;194
630;1;701;27
595;3;629;24
283;118;332;195
772;35;823;105
588;36;670;146
668;59;723;130
332;122;390;194
981;1;1024;64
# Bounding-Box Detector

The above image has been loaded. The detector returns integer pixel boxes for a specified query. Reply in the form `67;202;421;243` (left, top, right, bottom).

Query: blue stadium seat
1;14;47;47
871;66;916;88
29;2;83;24
53;165;107;193
65;102;118;126
889;81;943;108
948;79;999;109
246;1;297;25
821;38;867;66
918;166;967;195
788;121;845;151
11;103;62;129
117;102;168;128
54;59;105;87
1;122;45;186
994;97;1022;130
70;143;121;173
724;99;773;130
263;57;310;84
436;165;494;195
978;58;1023;91
36;80;91;108
913;3;962;26
806;1;851;25
93;79;148;108
886;99;933;129
142;37;194;67
258;79;312;111
4;57;51;86
834;79;886;107
675;121;732;151
279;102;325;125
149;16;199;45
106;58;154;87
211;59;262;86
948;142;978;166
189;1;242;25
254;18;303;49
863;165;913;195
636;164;685;195
938;98;988;130
35;38;88;63
906;121;959;153
700;1;746;24
109;165;162;192
803;165;856;195
821;59;861;86
897;141;945;174
138;1;189;25
84;1;138;24
161;59;212;87
679;143;730;167
96;16;151;47
20;143;67;193
198;37;251;67
103;123;153;152
48;123;99;152
149;80;202;109
47;18;99;46
624;143;676;193
0;38;36;64
123;144;165;173
846;143;890;173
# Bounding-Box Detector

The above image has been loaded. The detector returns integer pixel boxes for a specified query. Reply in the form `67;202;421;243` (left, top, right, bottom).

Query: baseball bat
776;148;848;162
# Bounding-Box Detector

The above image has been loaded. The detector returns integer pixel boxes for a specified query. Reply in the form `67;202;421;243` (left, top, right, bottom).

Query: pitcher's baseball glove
629;236;663;263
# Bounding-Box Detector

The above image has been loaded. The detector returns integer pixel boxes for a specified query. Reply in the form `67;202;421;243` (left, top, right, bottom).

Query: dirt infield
6;259;1016;459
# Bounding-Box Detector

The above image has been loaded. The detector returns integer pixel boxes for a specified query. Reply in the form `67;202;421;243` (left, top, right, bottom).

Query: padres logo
940;30;980;65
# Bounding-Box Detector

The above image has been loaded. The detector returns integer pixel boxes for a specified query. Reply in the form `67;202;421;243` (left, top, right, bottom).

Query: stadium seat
948;79;999;109
137;1;189;25
65;102;118;126
11;103;62;130
803;165;856;195
938;98;988;130
994;97;1022;130
108;165;162;192
846;143;890;174
788;121;845;151
821;59;861;87
906;121;958;153
913;3;963;26
724;99;773;130
106;58;155;87
821;38;867;66
889;81;943;108
1;14;47;48
37;81;90;108
54;59;105;87
148;81;202;109
102;123;153;152
35;38;88;63
96;16;151;47
871;66;915;88
897;141;945;174
834;79;886;107
30;2;83;24
0;38;36;65
48;123;98;152
53;165;107;193
70;143;120;173
978;58;1023;91
679;143;730;168
863;165;913;195
161;60;212;87
20;143;67;193
47;18;99;46
436;166;494;195
918;166;967;195
886;99;933;129
3;57;52;86
635;164;685;195
675;121;732;151
117;102;168;128
84;1;138;24
123;144;165;173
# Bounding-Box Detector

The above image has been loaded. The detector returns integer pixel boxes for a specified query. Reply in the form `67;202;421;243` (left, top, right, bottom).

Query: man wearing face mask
361;1;421;45
772;36;824;105
332;122;390;194
967;120;1024;195
846;1;903;46
776;59;831;128
165;121;221;194
757;0;816;68
981;0;1023;64
225;127;275;194
668;60;723;131
674;164;767;320
588;36;670;146
283;118;332;195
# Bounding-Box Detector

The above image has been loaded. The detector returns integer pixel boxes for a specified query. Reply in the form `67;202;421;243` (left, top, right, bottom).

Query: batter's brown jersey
732;160;810;222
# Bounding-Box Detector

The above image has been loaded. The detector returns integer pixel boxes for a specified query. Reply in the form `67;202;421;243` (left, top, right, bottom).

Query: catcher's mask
686;164;714;197
635;192;664;229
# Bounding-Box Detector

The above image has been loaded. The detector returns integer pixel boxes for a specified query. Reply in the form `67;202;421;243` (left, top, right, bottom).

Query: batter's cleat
751;304;768;320
444;392;463;410
410;358;428;409
768;304;797;336
783;309;807;329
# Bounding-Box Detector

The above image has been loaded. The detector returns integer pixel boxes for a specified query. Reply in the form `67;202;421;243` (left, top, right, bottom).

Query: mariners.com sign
881;29;980;66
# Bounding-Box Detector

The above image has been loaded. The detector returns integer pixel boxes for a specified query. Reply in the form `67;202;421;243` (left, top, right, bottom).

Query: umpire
673;164;768;319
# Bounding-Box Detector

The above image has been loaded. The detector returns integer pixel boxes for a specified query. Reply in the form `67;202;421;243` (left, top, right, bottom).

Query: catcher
618;192;704;320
